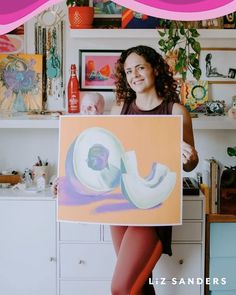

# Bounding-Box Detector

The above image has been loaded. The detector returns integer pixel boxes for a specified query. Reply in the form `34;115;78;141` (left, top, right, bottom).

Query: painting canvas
0;25;25;54
89;0;122;17
0;54;43;112
122;8;160;28
79;50;122;91
181;80;208;112
58;116;182;225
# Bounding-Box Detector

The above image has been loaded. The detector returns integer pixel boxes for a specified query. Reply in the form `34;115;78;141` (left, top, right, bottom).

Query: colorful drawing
181;80;208;113
79;50;122;91
0;35;24;54
58;116;182;225
122;8;160;28
0;54;43;112
0;25;24;54
90;0;122;15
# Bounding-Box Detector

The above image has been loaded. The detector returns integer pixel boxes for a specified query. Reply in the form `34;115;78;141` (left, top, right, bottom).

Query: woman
111;45;198;295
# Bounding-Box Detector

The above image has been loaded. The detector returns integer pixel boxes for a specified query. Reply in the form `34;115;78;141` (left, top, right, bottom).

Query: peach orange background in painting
58;115;182;226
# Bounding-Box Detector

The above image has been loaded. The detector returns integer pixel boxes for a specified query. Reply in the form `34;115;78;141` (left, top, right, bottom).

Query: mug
32;165;49;185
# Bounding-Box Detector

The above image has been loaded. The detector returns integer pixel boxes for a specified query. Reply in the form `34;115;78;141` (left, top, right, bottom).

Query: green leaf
190;57;199;68
158;30;166;37
189;28;200;37
188;37;195;45
193;68;202;80
167;39;175;48
182;71;187;81
180;26;185;35
158;39;165;47
191;41;201;54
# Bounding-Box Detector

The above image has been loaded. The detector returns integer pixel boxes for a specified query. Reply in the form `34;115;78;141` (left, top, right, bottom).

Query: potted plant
158;21;202;81
66;0;94;29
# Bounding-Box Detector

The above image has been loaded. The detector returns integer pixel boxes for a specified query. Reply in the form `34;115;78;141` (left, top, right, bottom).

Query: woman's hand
182;141;198;172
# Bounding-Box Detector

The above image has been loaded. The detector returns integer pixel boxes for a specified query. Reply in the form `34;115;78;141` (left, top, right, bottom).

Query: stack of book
202;158;220;214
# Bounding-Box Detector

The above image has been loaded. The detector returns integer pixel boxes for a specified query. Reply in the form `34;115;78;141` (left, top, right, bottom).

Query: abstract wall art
79;49;122;91
0;54;42;112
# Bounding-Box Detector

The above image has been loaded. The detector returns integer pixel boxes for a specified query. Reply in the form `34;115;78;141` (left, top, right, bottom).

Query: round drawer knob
78;259;85;264
179;259;184;265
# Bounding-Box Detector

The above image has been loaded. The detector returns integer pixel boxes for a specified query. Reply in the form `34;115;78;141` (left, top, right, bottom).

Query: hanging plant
158;21;202;81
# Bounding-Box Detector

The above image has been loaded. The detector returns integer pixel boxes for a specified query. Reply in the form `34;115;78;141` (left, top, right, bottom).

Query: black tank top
120;98;174;256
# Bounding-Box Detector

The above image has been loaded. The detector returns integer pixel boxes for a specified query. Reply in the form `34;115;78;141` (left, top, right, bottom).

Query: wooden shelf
0;188;54;200
0;113;235;129
0;114;59;129
208;214;236;222
192;114;236;130
70;29;236;39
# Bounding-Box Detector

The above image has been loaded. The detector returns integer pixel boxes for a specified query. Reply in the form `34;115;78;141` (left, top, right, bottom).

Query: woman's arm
172;103;199;172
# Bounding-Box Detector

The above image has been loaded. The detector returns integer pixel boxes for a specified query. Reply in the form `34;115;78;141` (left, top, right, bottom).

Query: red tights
110;226;163;295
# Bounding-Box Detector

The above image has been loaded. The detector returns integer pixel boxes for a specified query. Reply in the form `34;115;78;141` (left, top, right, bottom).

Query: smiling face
124;52;156;95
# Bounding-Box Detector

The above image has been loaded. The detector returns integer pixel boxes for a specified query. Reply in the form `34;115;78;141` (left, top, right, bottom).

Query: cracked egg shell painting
58;116;182;225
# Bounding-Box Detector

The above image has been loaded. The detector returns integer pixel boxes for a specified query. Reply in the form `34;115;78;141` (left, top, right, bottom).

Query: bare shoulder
172;103;191;122
172;103;189;116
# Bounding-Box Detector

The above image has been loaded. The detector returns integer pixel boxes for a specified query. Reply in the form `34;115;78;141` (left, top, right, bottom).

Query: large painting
0;54;42;112
58;116;182;225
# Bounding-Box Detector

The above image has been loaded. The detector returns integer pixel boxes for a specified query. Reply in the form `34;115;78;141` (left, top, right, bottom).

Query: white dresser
58;195;205;295
0;191;57;295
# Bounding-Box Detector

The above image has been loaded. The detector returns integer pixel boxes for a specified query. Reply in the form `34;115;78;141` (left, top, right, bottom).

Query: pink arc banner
1;0;236;34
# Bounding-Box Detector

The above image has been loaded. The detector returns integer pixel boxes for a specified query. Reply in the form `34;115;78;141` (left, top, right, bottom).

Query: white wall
1;2;235;180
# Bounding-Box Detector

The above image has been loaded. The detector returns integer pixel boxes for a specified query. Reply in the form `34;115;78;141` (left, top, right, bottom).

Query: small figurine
228;95;236;119
80;92;105;115
205;100;225;116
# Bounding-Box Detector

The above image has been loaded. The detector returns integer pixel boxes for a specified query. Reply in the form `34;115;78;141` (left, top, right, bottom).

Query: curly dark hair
115;45;180;105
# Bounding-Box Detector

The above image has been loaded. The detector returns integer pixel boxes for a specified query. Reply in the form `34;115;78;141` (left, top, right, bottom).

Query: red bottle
68;64;80;113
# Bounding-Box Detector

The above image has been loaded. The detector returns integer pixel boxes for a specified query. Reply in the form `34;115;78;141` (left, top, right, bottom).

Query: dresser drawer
60;243;116;279
210;223;236;257
183;200;203;220
153;244;202;280
60;222;101;242
172;222;202;242
103;222;202;242
60;280;111;295
210;257;236;291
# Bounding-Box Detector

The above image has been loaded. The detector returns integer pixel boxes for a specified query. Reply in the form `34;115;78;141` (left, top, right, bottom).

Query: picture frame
201;17;223;29
200;48;236;84
89;0;122;18
92;17;121;29
79;49;122;91
181;80;208;113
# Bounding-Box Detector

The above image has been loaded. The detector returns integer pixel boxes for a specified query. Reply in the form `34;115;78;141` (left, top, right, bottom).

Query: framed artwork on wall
79;49;122;91
181;80;208;113
0;25;25;54
89;0;122;17
0;54;43;112
200;48;236;84
201;17;223;29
